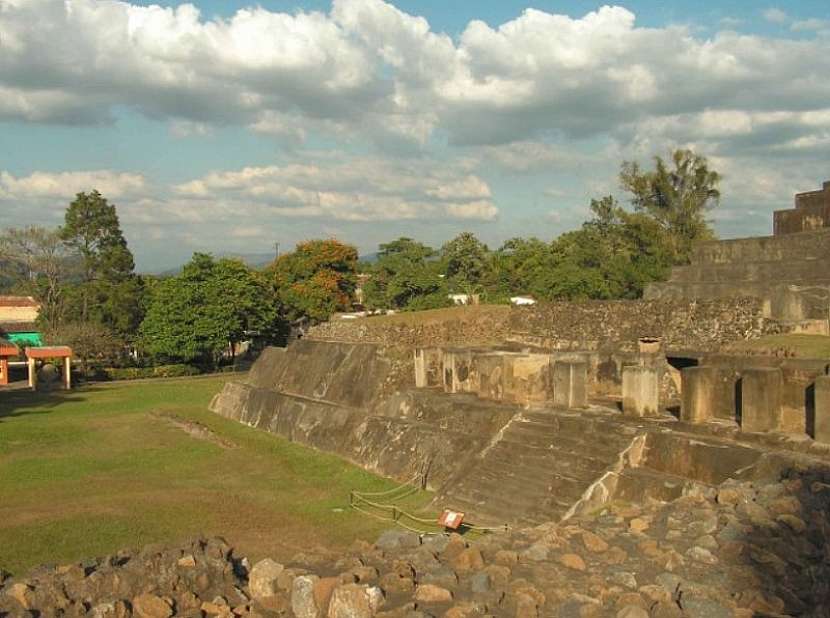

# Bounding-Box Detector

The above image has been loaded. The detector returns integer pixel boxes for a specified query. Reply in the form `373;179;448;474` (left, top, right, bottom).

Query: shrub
100;364;201;381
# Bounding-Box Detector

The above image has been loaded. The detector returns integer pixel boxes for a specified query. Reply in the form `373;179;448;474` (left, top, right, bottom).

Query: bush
100;364;202;381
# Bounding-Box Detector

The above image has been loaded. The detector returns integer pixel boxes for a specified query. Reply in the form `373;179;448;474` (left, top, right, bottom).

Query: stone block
740;368;783;432
680;366;719;424
442;349;474;394
622;365;659;417
414;348;442;388
502;354;552;404
814;375;830;444
476;353;506;402
552;361;588;408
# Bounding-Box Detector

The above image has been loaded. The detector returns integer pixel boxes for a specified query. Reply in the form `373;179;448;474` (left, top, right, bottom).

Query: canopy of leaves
442;232;491;293
140;253;282;365
60;191;143;335
269;239;358;322
362;237;449;311
620;149;721;263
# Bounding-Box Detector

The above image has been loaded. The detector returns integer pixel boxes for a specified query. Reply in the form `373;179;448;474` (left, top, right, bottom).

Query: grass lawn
0;375;428;575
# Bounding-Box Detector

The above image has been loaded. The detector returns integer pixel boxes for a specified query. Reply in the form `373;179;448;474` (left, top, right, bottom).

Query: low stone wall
308;299;772;355
306;308;511;348
507;298;773;353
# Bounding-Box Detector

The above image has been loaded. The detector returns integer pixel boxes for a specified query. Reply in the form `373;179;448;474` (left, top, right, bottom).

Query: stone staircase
432;409;642;528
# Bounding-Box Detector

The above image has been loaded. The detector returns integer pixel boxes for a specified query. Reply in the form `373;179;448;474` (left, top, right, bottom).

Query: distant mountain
146;249;379;277
146;252;277;277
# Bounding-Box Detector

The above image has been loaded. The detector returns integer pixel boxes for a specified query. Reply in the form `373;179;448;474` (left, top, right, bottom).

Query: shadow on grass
0;385;89;422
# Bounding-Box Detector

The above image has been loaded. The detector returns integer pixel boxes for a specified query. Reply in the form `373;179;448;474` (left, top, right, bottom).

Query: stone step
505;420;633;453
489;440;617;471
447;484;582;521
517;413;640;444
463;464;588;497
473;457;595;486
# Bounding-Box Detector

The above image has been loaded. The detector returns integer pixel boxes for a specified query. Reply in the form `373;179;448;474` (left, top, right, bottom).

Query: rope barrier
348;473;510;535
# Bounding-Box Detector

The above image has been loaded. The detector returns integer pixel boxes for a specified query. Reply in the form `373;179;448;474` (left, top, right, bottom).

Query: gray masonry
741;368;784;432
552;360;588;409
622;365;660;417
680;366;719;424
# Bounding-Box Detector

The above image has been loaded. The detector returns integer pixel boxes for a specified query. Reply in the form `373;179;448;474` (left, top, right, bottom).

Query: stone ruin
6;183;830;616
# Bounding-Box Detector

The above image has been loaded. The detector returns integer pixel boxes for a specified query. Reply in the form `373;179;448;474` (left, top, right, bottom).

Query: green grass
0;376;429;574
727;334;830;358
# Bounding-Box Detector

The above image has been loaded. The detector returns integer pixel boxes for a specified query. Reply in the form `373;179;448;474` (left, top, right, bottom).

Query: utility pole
274;242;280;260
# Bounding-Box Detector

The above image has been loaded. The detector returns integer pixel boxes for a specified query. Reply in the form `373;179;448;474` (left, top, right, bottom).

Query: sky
1;1;828;272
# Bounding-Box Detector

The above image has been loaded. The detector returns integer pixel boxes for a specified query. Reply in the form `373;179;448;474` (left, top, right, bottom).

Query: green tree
442;232;491;293
139;254;281;366
362;237;449;310
269;239;358;322
620;149;721;263
59;191;143;335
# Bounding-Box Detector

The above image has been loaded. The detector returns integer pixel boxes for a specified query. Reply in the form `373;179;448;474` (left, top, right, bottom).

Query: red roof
26;346;72;359
0;337;18;356
0;296;39;308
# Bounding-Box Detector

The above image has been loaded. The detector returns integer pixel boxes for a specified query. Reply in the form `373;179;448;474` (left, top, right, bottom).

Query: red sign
438;509;465;529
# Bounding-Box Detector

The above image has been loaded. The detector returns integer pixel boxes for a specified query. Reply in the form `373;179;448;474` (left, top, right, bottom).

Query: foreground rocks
3;469;830;617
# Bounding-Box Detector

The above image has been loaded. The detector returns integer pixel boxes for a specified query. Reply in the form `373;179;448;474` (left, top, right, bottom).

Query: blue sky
1;1;828;271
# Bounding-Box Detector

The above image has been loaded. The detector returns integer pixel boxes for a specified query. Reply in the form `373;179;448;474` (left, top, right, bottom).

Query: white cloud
0;170;145;201
172;156;498;222
1;0;829;150
762;8;789;24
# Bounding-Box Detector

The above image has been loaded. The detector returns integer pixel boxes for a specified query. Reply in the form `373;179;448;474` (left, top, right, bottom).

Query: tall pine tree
60;191;143;337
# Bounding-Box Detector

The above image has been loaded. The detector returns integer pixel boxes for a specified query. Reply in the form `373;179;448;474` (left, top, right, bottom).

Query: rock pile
3;470;830;617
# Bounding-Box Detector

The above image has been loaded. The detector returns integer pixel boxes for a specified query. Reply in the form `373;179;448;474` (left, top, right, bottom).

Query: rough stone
326;585;384;618
581;531;608;553
131;594;173;618
413;584;453;604
248;559;284;601
292;575;321;618
559;554;587;572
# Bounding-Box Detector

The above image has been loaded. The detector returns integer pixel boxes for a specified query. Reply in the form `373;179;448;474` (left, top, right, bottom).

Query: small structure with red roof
0;337;19;386
25;346;73;390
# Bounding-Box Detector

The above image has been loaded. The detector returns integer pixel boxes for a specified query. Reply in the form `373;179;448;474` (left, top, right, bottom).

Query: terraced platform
432;410;642;527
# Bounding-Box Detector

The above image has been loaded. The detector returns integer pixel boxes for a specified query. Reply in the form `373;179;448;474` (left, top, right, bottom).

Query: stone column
680;366;718;424
740;368;784;432
27;357;37;390
814;375;830;444
414;349;428;388
64;356;72;390
442;349;474;394
622;365;659;417
552;361;588;408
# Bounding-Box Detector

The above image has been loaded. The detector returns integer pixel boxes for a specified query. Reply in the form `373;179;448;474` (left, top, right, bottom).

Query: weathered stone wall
506;298;772;354
210;340;518;489
308;299;772;355
306;309;511;348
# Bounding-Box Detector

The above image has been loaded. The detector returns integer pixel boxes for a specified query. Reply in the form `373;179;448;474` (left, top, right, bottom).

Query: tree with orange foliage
268;239;358;322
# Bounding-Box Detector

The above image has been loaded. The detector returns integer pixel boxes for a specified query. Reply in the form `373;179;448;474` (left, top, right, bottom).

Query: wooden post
64;356;72;390
28;357;37;390
0;359;8;386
